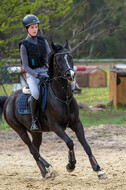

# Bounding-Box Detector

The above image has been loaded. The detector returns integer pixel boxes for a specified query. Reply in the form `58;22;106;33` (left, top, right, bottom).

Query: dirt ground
0;124;126;190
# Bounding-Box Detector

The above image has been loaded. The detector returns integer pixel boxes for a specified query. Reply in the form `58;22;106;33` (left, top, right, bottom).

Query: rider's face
27;23;38;37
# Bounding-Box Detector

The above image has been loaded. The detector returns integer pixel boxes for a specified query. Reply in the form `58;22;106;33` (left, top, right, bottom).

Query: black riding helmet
23;14;39;28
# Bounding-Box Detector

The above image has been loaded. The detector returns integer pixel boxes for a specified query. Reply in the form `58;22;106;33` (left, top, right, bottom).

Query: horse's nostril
67;73;70;77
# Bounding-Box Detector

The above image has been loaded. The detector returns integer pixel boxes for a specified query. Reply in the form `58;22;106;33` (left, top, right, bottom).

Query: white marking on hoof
97;170;108;180
45;166;58;179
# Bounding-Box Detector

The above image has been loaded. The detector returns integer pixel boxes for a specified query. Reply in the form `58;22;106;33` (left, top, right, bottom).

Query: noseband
54;52;74;78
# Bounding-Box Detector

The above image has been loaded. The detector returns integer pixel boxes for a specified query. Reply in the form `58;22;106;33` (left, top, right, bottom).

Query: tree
51;0;126;58
1;0;126;59
51;0;114;56
0;0;72;61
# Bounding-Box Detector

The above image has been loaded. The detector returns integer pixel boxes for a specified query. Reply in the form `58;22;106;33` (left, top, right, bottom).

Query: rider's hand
36;74;48;81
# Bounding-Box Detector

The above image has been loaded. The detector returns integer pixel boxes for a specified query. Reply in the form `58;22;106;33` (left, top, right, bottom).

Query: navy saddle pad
18;94;31;114
18;84;47;114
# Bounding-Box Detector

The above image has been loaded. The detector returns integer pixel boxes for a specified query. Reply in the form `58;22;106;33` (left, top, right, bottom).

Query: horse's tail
0;96;8;108
0;96;8;119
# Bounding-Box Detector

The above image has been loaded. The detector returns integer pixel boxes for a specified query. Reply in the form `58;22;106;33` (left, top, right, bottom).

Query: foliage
52;0;126;58
1;0;126;60
0;0;72;60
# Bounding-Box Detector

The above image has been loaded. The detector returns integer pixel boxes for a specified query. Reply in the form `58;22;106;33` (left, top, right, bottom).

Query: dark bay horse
3;41;106;179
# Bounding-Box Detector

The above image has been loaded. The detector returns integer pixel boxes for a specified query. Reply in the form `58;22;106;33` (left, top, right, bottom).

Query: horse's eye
56;56;61;62
68;55;72;61
69;57;73;65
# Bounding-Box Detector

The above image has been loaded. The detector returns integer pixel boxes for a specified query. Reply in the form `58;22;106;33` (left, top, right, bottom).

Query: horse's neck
51;78;72;101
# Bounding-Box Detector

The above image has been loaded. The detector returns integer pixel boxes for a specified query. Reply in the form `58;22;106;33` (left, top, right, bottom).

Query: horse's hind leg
71;120;107;179
31;132;42;151
11;125;51;178
31;132;57;178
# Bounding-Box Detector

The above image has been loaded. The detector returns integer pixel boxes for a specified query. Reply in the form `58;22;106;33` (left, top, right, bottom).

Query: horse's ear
51;42;57;52
64;39;69;49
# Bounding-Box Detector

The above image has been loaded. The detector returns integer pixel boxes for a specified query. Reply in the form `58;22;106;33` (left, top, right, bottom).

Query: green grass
79;108;126;127
74;86;109;106
0;84;13;96
0;84;13;130
0;118;11;130
1;68;126;129
74;68;110;106
74;68;126;127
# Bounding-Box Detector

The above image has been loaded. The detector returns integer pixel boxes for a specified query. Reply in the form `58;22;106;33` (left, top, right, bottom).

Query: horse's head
50;40;75;82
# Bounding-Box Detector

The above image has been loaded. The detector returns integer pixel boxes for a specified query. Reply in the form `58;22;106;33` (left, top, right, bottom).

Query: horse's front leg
71;120;107;179
67;149;76;172
53;124;76;172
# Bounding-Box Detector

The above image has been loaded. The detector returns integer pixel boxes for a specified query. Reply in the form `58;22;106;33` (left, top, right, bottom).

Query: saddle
18;83;47;114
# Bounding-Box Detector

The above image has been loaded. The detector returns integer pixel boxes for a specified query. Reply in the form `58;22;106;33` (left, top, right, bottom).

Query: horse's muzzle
66;70;75;82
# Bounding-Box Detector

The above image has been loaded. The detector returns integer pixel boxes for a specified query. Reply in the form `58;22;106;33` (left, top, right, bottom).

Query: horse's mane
48;52;54;78
48;43;64;78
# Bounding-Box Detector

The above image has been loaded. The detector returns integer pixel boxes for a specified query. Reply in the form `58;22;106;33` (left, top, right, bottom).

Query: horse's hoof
97;170;108;180
45;166;58;179
66;163;75;172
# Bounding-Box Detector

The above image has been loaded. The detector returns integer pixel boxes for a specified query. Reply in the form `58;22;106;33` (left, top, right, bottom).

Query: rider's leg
30;96;41;132
26;73;40;132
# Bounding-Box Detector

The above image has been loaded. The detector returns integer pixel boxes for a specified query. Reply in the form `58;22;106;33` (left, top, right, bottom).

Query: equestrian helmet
23;14;39;27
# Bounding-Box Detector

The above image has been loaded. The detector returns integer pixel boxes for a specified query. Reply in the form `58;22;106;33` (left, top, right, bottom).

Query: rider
19;14;51;132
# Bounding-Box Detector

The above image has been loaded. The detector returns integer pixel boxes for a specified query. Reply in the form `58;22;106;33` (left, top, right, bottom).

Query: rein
49;51;74;127
49;81;73;127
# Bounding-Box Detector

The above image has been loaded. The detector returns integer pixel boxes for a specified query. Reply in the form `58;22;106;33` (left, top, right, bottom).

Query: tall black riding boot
30;96;41;132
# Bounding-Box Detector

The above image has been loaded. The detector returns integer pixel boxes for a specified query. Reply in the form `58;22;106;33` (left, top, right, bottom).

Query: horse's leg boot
30;96;41;132
89;154;100;172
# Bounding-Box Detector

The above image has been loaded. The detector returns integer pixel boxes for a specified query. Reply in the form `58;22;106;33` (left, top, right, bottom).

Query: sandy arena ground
0;124;126;190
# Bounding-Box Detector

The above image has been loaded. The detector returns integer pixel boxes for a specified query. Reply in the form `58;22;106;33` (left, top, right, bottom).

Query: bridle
49;51;74;127
54;52;74;79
